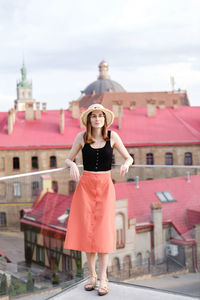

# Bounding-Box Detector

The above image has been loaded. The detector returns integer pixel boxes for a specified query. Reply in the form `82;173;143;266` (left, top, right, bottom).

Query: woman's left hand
120;164;129;176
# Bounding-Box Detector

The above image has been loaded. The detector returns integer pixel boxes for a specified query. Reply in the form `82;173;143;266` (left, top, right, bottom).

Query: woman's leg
98;253;109;279
86;252;97;275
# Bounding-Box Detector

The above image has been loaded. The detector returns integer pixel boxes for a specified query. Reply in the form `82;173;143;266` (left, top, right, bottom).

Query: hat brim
80;107;114;127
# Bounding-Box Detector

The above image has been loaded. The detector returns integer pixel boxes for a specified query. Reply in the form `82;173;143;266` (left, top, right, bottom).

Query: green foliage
9;276;27;296
0;273;8;295
26;270;34;292
52;272;59;285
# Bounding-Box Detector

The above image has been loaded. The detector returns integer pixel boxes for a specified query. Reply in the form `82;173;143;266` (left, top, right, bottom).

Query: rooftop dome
82;61;126;95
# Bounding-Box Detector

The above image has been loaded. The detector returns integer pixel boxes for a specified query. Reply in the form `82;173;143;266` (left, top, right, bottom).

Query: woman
64;104;133;296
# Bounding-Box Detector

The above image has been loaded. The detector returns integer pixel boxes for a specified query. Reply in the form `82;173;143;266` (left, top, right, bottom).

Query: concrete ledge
47;278;199;300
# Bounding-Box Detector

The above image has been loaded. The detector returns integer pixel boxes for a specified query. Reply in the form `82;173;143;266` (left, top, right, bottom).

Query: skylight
155;191;176;203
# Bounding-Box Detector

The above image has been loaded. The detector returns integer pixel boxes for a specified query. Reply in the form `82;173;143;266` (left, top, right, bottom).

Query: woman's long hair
83;111;109;144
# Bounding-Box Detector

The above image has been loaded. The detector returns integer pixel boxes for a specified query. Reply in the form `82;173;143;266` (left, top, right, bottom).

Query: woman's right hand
69;162;80;182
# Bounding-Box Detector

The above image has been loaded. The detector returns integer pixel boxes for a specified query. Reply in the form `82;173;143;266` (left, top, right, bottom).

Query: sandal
98;277;109;296
84;273;97;291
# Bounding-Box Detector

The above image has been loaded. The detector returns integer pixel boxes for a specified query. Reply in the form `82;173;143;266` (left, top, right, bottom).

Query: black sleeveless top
82;130;113;171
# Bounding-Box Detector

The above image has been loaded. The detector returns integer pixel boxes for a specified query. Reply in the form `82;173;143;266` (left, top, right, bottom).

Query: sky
0;0;200;111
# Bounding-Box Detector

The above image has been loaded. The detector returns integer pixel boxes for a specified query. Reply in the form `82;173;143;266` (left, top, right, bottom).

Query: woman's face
90;110;105;128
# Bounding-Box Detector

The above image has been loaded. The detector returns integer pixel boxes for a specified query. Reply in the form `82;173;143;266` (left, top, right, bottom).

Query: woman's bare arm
65;131;84;181
112;131;133;176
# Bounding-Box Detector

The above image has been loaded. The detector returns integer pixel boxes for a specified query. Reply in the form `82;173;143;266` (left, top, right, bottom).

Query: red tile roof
21;175;200;242
1;106;200;149
0;248;11;262
115;175;200;240
79;91;190;107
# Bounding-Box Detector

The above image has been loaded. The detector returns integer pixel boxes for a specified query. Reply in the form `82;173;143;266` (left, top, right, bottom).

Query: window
184;152;192;165
13;157;20;170
69;180;76;194
127;178;134;182
136;253;142;266
0;212;6;226
112;154;115;165
52;181;58;193
116;213;125;249
146;153;154;165
129;153;135;164
37;246;45;265
0;157;5;170
13;182;21;197
156;191;175;203
32;181;39;196
32;156;38;169
50;156;57;168
165;153;173;165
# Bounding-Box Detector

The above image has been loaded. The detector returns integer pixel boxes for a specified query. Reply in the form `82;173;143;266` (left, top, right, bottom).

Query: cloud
0;0;200;110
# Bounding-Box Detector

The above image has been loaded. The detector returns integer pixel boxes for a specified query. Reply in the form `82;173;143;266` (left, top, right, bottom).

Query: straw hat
80;104;114;127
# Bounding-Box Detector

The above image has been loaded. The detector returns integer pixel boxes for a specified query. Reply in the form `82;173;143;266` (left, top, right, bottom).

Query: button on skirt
64;171;116;253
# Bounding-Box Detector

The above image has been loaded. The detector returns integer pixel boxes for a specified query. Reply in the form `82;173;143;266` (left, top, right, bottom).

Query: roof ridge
167;108;200;139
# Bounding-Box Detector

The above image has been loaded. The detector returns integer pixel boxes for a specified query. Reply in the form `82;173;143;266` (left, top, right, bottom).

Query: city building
20;174;200;278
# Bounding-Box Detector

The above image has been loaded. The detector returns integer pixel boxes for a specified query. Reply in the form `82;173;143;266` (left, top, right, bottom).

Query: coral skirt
64;171;116;253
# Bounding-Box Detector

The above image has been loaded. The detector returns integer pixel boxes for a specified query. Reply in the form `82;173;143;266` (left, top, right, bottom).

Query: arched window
50;156;57;168
13;157;20;170
127;178;134;182
184;152;192;165
32;156;38;169
116;213;125;249
112;257;120;273
52;181;58;193
136;253;142;266
123;255;132;271
69;180;76;194
165;152;173;165
146;153;154;165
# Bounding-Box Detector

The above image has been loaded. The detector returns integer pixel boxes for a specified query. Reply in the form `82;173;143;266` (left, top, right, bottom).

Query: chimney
186;171;190;183
71;101;79;118
8;110;13;135
42;102;47;112
36;102;41;120
36;175;54;203
118;103;123;129
112;101;119;117
135;176;139;188
147;99;156;117
80;107;84;128
60;109;65;134
25;102;34;121
130;101;136;110
151;202;164;263
158;100;165;109
172;99;179;109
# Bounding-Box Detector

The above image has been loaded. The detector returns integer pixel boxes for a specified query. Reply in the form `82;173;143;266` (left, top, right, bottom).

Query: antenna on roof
170;76;175;92
135;176;139;188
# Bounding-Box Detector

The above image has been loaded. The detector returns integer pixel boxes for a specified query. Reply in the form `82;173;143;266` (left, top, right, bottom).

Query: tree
26;270;34;292
0;273;8;295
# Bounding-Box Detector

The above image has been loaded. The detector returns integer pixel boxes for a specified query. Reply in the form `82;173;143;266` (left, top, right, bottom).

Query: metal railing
0;163;199;181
